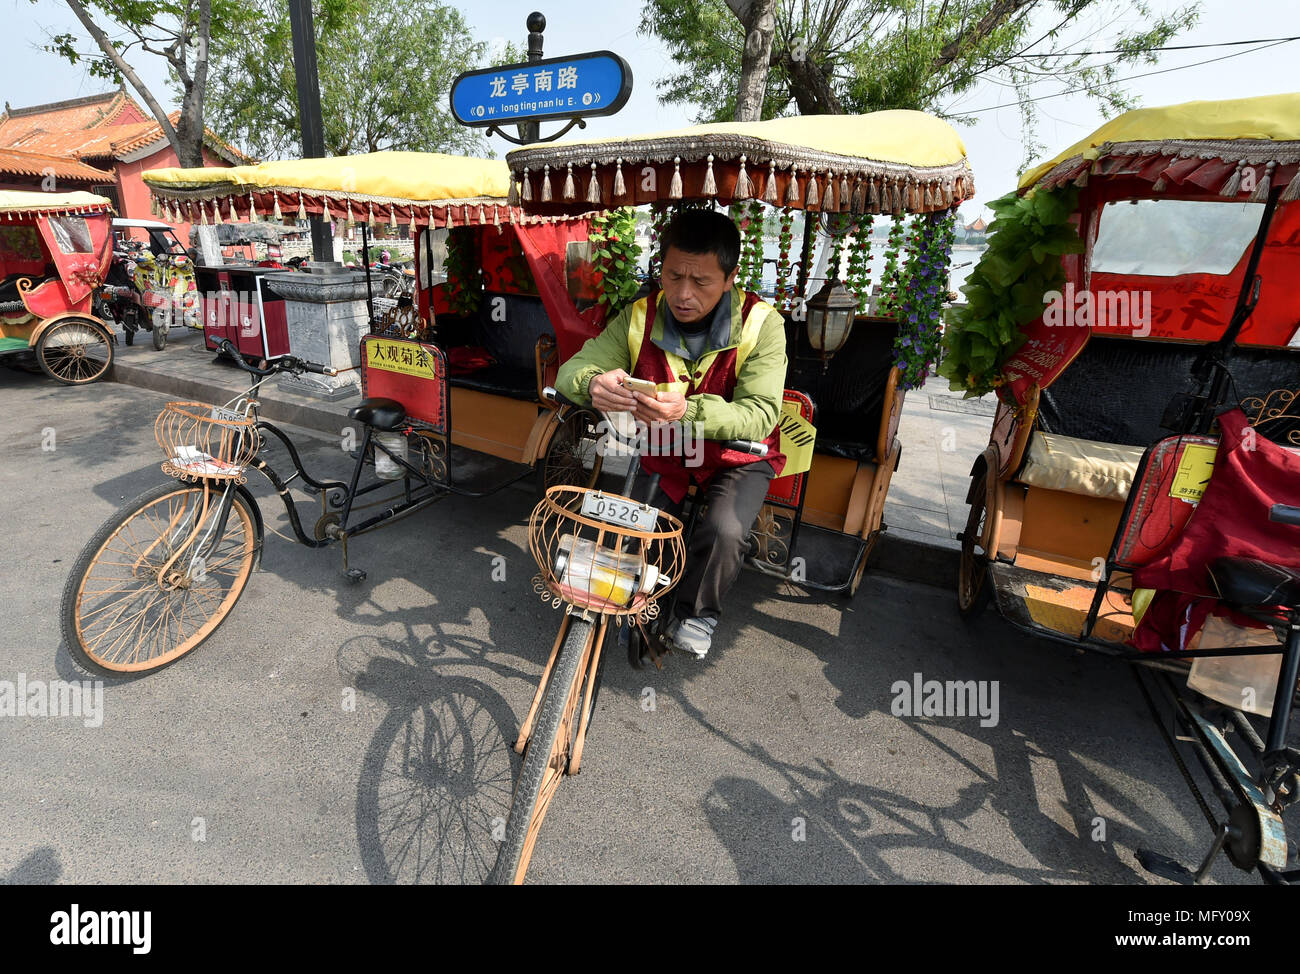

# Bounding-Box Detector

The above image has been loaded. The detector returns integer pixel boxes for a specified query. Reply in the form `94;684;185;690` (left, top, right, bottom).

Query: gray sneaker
668;616;718;659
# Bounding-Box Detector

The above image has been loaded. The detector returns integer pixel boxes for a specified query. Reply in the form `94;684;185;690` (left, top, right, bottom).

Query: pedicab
489;111;975;882
941;93;1300;883
0;190;116;385
62;151;612;674
100;217;200;350
142;151;607;493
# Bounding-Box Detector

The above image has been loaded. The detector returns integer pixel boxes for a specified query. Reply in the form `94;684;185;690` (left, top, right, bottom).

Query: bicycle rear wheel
490;616;595;884
61;481;259;674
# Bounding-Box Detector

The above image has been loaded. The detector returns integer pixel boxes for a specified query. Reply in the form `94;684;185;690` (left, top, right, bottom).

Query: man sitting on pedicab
556;209;787;659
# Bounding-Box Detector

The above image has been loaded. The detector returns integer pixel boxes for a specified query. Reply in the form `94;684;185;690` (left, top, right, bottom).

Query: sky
7;0;1298;221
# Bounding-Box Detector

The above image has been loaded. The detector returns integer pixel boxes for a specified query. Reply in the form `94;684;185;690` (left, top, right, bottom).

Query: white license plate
580;492;658;531
210;405;246;423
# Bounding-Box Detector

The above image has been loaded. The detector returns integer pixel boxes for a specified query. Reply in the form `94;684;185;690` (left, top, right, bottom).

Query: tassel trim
563;163;576;202
806;169;819;209
764;161;778;204
786;165;800;204
734;154;752;199
823;169;836;210
614;158;626;198
1281;166;1300;202
1220;160;1245;197
669;156;682;199
541;165;553;203
522;168;533;202
702;153;717;196
1249;160;1277;202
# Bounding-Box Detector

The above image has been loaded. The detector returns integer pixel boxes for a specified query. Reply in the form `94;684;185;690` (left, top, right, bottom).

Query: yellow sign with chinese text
778;402;817;476
1170;443;1218;502
365;339;441;381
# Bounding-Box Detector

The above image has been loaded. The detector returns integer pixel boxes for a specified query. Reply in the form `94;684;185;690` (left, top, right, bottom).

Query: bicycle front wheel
61;481;259;674
490;616;595;885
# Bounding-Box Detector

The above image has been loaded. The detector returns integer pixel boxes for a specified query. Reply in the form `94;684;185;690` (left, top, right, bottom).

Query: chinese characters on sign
450;52;632;127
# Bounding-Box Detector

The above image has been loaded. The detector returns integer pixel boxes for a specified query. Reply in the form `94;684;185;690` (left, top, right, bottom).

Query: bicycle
60;339;459;675
489;389;767;884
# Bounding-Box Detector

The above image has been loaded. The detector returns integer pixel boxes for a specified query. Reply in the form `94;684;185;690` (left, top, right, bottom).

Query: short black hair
659;209;740;275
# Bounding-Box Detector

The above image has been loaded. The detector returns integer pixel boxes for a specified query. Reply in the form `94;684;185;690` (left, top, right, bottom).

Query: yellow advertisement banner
366;339;441;381
778;402;817;476
1169;443;1218;502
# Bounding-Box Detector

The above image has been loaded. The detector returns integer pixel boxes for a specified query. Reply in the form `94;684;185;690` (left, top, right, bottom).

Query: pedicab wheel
538;407;603;493
490;616;595;885
957;470;992;620
152;318;167;350
36;317;113;385
61;482;258;675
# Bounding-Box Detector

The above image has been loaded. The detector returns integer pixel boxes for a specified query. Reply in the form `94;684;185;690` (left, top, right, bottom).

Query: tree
641;0;1200;168
204;0;488;159
39;0;259;167
729;0;778;121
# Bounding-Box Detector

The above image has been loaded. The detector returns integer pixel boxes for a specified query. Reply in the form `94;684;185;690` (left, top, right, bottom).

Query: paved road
0;370;1283;884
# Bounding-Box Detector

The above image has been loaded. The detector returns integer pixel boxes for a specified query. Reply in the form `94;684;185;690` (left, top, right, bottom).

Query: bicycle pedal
345;567;367;583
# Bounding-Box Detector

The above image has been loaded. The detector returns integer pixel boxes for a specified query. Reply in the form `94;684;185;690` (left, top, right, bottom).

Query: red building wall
115;144;230;244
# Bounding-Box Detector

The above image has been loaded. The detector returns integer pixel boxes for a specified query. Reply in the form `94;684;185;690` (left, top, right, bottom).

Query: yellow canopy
517;110;969;170
508;110;973;215
144;151;512;204
0;190;112;214
1020;93;1300;189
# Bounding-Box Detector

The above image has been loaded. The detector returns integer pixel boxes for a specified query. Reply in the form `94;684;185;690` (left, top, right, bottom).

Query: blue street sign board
450;51;632;127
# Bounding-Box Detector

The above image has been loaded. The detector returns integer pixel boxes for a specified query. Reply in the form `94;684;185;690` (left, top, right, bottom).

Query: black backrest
784;315;899;457
474;292;555;370
1038;335;1300;446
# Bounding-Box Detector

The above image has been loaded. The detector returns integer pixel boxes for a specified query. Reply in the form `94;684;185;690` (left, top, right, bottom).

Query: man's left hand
632;390;687;425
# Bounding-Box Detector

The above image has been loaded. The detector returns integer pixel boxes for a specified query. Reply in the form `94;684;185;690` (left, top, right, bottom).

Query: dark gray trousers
631;461;774;621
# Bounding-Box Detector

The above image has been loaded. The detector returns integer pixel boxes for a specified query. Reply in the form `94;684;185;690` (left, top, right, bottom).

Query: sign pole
517;12;546;146
288;0;332;263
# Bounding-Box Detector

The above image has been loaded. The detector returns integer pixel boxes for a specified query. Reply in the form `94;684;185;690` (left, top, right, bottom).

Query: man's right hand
588;369;638;413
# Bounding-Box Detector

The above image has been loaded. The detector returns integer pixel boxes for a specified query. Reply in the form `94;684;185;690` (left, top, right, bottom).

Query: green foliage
639;0;1200;149
204;0;488;159
937;186;1084;398
845;213;873;312
892;209;957;389
591;208;642;314
444;227;482;316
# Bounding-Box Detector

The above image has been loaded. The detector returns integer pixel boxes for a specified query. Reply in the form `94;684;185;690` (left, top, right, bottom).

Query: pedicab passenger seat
782;314;898;463
1019;433;1144;501
442;292;555;402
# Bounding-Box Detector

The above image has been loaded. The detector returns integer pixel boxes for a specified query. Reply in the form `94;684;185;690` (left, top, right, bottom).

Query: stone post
263;262;373;400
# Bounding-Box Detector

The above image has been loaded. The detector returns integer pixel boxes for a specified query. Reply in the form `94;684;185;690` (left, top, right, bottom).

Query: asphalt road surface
1;369;1288;885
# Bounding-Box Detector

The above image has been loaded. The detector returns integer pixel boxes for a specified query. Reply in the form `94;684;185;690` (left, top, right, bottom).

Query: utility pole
287;0;332;263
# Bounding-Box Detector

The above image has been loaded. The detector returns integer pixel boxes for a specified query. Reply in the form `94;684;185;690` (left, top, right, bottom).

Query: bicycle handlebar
542;386;769;456
1270;504;1300;527
219;339;337;378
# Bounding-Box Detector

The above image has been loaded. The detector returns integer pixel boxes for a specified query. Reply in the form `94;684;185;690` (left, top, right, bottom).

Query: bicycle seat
1208;557;1300;610
348;397;406;431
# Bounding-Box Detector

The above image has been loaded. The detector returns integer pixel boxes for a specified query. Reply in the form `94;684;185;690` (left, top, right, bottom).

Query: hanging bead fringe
613;158;626;197
669;157;682;199
702;154;717;196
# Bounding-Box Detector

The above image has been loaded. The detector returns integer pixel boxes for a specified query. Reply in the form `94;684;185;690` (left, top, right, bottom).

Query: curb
870;530;959;591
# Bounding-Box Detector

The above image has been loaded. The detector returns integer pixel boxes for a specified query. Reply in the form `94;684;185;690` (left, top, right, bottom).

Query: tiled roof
0;90;248;165
0;147;114;182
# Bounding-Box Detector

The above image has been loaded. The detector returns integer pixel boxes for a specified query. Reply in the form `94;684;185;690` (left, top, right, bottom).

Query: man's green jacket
555;285;787;442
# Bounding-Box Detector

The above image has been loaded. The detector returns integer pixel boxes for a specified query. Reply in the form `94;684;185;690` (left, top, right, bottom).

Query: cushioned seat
447;364;538;401
1019;431;1144;501
1209;557;1300;609
348;397;406;430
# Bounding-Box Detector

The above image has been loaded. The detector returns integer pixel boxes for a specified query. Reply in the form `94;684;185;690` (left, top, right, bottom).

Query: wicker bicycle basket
529;485;685;620
155;401;260;483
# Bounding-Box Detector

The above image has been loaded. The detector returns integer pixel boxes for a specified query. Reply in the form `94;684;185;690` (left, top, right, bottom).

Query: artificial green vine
876;215;908;317
444;227;482;316
746;200;765;293
798;212;817;312
775;207;795;311
892;208;958;390
845;213;874;312
591;207;642;314
648;204;670;282
938;187;1083;398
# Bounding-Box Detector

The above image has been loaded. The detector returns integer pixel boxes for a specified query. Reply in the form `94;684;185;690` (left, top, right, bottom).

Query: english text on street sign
450;51;632;127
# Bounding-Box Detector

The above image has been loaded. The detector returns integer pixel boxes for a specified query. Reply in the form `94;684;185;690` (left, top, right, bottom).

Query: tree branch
933;0;1039;70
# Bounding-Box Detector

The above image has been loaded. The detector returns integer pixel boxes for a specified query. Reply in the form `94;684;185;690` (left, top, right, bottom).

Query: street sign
450;51;632;128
